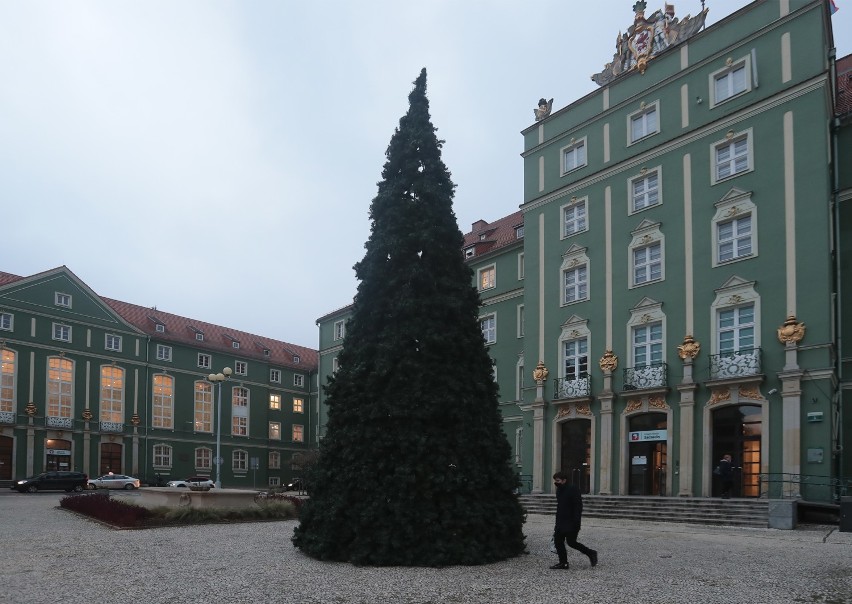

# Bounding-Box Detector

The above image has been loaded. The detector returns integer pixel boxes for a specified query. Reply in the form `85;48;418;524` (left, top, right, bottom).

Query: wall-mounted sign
46;449;71;456
629;430;667;442
631;455;648;465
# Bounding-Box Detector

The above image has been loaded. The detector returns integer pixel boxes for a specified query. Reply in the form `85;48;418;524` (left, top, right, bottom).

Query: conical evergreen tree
292;69;526;566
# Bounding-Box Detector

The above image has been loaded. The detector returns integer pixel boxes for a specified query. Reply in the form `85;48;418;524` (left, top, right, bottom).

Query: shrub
59;492;299;528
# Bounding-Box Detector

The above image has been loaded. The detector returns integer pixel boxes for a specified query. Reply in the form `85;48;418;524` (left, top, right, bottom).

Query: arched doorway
627;413;667;496
45;439;72;471
100;443;123;475
712;404;761;497
0;435;12;480
560;419;591;493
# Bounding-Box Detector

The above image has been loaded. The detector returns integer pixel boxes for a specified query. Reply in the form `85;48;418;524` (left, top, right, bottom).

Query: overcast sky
1;1;849;349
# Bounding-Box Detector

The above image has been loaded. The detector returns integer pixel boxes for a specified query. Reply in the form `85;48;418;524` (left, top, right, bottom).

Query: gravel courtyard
1;491;850;604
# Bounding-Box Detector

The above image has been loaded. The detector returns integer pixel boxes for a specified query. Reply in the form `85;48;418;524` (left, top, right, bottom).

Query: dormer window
479;234;487;241
232;341;240;349
264;349;270;357
293;355;300;364
464;247;475;258
196;333;204;341
155;324;165;333
55;293;72;308
515;226;524;239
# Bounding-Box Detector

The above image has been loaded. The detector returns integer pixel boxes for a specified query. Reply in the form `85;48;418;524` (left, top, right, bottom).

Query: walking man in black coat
551;471;598;570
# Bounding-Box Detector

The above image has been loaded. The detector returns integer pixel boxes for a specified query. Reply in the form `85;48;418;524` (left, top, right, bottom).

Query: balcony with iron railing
0;410;15;424
708;347;761;381
553;374;591;400
622;362;667;391
45;416;73;429
100;421;125;433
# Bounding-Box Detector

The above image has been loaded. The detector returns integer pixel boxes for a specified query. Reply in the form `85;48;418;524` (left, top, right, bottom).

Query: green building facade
317;0;850;504
0;267;318;489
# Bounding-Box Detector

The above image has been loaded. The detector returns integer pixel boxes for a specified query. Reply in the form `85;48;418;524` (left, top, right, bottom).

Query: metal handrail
758;473;852;502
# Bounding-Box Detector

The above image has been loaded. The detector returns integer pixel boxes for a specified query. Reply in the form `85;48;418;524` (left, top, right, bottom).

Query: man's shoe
549;562;569;570
589;550;598;567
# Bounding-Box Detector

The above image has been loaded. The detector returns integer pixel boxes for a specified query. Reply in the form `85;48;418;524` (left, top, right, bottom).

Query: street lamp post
208;367;232;489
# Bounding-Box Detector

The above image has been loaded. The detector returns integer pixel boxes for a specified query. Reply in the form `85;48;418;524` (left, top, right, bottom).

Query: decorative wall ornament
649;396;668;410
625;399;643;413
677;334;701;360
708;389;731;405
738;386;762;400
532;360;549;383
25;402;37;416
728;294;744;304
131;414;141;426
599;350;618;372
576;403;592;416
777;315;806;344
556;405;572;419
639;313;653;324
592;2;708;86
534;98;554;121
82;408;93;421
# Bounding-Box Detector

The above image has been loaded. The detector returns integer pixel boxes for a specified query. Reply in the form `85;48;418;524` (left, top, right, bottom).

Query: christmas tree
292;69;525;566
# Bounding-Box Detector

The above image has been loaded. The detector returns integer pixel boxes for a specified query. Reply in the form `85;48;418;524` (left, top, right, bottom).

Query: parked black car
11;471;89;493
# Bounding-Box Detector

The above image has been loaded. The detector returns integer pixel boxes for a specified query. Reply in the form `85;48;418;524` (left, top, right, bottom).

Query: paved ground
1;490;850;604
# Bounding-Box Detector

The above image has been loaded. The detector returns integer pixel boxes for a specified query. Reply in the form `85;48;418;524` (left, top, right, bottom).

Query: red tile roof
462;210;524;259
837;54;852;117
1;267;316;370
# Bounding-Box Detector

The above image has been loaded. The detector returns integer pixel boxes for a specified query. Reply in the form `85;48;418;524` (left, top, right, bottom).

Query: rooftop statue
592;2;708;87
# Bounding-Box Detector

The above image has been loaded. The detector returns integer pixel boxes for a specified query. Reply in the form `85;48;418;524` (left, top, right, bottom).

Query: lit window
293;398;304;413
269;393;281;410
193;381;213;433
47;357;73;419
292;425;304;442
269;422;281;440
152;374;174;429
478;266;496;291
99;365;124;424
1;349;17;413
561;139;587;174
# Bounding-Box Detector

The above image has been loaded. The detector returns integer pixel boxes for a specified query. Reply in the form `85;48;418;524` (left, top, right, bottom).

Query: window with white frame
152;374;174;429
155;323;165;333
515;225;524;238
232;386;249;436
628;102;659;143
478;265;496;291
99;365;124;423
711;58;749;106
105;334;122;352
718;303;755;354
195;332;204;341
1;349;17;413
269;476;280;486
52;323;71;342
713;131;752;183
464;246;475;258
47;357;73;419
0;312;12;331
232;450;247;472
332;357;340;373
235;361;247;376
334;320;345;340
515;357;525;401
153;444;172;468
195;447;212;470
561;138;587;174
292;424;304;442
711;188;758;267
293;355;300;364
55;292;72;308
269;421;281;440
269;393;281;410
155;344;172;362
480;314;496;344
564;338;589;381
517;253;524;280
629;169;661;213
293;397;304;413
633;322;663;368
269;451;280;469
563;265;587;304
270;369;281;383
633;243;662;285
629;221;664;287
562;197;587;237
198;353;211;369
294;374;304;387
232;341;240;349
194;381;213;433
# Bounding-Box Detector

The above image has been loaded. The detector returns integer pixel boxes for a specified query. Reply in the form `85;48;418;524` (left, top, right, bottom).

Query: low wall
136;488;260;510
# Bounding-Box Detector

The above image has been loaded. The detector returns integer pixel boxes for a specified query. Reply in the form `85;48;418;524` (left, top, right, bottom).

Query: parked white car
88;474;141;490
167;476;215;488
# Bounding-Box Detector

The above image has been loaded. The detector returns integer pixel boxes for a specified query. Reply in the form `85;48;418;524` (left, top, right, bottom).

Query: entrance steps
0;480;12;489
519;494;769;528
